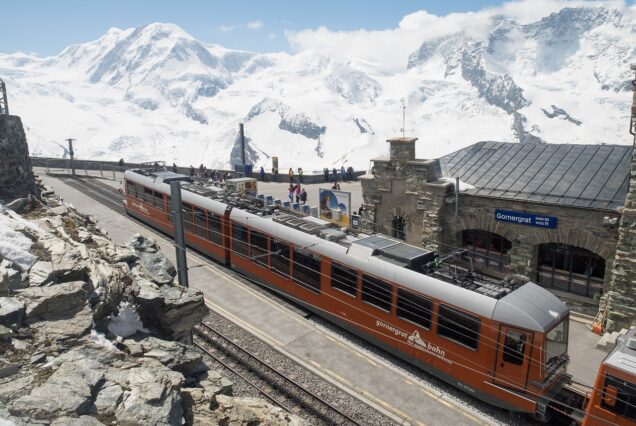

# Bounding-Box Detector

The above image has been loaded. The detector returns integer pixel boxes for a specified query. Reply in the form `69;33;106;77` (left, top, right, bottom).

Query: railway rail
193;321;362;425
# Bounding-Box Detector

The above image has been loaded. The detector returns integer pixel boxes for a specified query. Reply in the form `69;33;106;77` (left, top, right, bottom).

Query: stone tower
603;65;636;331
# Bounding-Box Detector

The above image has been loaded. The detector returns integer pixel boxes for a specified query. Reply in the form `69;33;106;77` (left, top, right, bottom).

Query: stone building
361;136;635;327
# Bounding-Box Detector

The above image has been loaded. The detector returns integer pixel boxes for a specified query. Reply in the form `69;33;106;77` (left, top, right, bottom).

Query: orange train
582;328;636;426
124;169;572;421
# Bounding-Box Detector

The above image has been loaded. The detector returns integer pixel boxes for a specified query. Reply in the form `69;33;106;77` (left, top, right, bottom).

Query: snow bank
90;329;118;351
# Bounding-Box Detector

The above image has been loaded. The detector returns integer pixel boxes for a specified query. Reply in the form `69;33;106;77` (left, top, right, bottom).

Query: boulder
128;235;175;285
0;324;11;342
19;281;86;320
93;381;124;419
135;279;207;342
0;297;25;327
212;395;305;425
5;197;29;213
51;416;105;425
30;303;93;341
28;260;54;286
120;335;206;376
0;260;23;295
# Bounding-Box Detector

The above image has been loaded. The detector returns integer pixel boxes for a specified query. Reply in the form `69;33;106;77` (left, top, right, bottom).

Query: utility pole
239;123;246;166
170;181;189;289
67;138;76;176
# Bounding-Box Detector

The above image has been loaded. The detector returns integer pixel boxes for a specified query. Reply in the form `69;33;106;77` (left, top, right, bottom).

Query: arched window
537;244;605;298
392;215;405;240
461;230;512;272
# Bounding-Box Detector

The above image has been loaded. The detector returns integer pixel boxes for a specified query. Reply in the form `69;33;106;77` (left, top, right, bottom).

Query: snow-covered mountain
1;3;634;171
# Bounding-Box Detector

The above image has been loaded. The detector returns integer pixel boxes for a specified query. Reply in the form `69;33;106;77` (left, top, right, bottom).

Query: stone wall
0;115;39;201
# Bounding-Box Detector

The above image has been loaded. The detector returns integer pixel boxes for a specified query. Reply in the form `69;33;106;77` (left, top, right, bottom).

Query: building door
392;215;405;240
494;326;532;390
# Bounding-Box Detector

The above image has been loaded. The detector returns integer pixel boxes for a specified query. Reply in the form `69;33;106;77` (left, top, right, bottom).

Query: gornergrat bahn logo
376;320;452;365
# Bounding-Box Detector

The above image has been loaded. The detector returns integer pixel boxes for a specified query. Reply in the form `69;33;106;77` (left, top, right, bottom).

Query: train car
582;328;636;426
123;169;571;420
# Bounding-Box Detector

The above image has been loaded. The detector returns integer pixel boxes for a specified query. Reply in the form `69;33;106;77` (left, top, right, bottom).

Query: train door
495;326;532;390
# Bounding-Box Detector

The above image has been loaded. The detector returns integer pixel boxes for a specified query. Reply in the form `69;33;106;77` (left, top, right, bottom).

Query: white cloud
247;20;263;30
286;0;631;72
268;33;277;39
218;20;264;33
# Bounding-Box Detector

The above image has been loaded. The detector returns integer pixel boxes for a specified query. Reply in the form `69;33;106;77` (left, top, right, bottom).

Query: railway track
193;322;361;425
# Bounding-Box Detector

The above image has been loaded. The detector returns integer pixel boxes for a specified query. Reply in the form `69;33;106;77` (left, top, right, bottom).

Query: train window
361;274;393;312
144;187;154;204
126;181;136;197
183;203;194;232
250;230;268;269
502;331;526;365
293;247;321;294
194;207;207;239
206;212;222;245
271;239;290;278
437;305;480;350
397;289;432;329
601;374;636;421
331;262;357;296
232;223;249;258
153;191;164;209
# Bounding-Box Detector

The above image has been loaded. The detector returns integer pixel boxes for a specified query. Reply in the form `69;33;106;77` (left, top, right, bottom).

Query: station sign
494;209;557;229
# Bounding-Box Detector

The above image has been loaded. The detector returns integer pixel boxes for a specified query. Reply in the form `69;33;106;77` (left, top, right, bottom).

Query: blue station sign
494;209;557;229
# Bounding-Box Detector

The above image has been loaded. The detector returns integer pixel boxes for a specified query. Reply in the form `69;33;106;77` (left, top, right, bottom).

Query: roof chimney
387;136;418;162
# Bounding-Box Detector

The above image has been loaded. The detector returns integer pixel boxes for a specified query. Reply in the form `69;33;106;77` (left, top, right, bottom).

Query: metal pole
631;64;636;136
455;177;460;217
239;123;246;166
67;138;76;176
170;181;189;288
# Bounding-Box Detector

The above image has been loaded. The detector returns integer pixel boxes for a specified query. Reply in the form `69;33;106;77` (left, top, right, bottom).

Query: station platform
37;172;609;425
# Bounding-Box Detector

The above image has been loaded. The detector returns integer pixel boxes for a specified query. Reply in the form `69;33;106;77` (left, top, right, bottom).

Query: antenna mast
401;99;406;139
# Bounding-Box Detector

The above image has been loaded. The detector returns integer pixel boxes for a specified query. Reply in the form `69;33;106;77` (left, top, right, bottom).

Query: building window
330;262;358;297
397;289;432;329
461;230;511;272
392;215;406;240
437;305;480;350
537;244;605;298
292;247;321;294
271;239;290;278
361;274;393;312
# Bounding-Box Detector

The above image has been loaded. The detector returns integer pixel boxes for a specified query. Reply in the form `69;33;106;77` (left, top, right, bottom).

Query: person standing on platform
324;168;329;182
298;167;303;183
288;184;294;202
341;165;346;182
332;167;338;182
294;183;301;203
300;188;307;204
288;168;294;183
172;163;178;173
259;166;265;181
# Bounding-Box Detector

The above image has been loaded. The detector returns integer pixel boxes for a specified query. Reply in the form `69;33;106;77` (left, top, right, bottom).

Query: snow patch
90;329;118;351
107;302;149;338
0;213;37;270
439;177;476;191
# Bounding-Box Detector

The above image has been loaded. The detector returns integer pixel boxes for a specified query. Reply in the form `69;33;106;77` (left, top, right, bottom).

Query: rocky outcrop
0;188;303;425
0;115;40;202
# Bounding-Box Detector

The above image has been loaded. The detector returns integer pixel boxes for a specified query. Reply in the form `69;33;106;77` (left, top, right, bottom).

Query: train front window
601;374;636;421
546;318;568;365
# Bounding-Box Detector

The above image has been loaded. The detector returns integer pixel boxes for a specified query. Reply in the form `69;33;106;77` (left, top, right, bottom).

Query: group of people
288;182;307;204
185;164;232;182
323;165;355;183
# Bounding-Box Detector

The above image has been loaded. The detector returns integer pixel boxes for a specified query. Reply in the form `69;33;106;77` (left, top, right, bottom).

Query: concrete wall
0;115;39;201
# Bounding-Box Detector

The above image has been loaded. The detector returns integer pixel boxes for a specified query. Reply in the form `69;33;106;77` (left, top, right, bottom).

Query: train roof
125;169;569;332
605;328;636;376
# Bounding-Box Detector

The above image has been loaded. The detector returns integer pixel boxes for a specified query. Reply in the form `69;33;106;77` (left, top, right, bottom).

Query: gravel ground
197;310;398;425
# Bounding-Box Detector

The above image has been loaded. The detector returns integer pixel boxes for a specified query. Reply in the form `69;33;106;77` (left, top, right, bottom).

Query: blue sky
2;0;510;56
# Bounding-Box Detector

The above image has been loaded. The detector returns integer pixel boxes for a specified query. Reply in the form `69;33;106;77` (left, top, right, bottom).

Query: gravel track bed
198;310;398;426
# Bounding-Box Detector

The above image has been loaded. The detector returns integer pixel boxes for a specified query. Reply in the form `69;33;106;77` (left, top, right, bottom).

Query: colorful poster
319;188;351;226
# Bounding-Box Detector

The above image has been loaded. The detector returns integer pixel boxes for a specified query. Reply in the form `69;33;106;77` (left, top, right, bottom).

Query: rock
29;352;46;364
5;197;29;213
135;280;208;342
0;261;23;295
0;297;25;327
30;303;93;341
19;281;87;321
121;335;206;376
0;324;12;342
212;395;305;425
199;370;233;397
128;235;176;285
51;416;105;425
28;260;54;286
93;381;124;418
